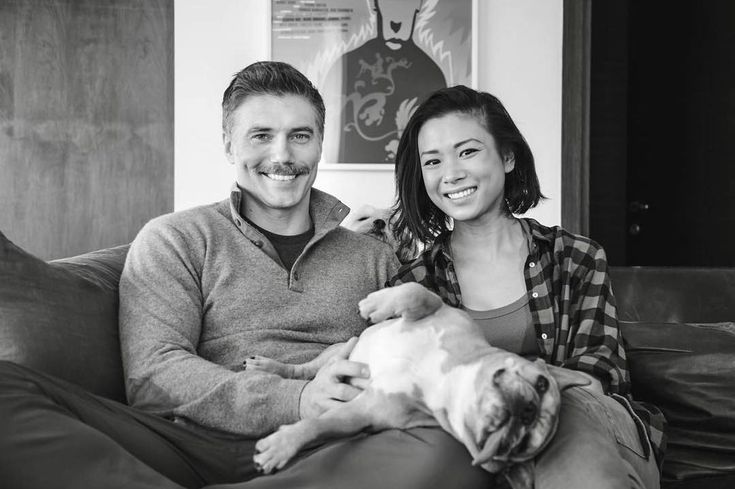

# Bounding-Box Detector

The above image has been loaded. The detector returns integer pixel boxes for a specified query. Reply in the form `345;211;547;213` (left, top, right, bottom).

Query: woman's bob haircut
391;85;545;255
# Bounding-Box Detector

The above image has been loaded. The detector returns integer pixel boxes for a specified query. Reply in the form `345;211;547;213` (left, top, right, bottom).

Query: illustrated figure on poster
324;0;447;163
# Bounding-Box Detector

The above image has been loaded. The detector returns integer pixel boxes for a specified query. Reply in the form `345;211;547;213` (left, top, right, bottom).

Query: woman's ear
503;153;516;173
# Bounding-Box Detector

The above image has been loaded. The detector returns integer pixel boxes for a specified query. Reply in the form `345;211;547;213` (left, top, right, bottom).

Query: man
0;62;493;488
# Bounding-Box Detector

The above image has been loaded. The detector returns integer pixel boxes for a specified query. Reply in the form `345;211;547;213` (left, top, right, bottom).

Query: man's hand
298;339;370;419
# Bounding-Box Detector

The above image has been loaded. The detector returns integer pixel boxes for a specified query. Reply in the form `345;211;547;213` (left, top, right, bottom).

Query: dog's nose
372;219;386;231
535;375;549;394
520;401;537;426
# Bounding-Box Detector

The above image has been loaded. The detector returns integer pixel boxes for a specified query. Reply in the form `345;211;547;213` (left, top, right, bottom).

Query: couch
1;229;733;488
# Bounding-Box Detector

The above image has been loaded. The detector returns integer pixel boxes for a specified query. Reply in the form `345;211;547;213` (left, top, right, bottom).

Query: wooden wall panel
0;0;173;259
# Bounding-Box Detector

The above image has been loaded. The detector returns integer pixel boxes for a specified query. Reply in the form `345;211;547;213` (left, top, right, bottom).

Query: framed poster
271;0;476;169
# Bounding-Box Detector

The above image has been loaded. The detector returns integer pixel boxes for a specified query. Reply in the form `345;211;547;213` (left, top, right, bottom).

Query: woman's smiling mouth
445;187;477;200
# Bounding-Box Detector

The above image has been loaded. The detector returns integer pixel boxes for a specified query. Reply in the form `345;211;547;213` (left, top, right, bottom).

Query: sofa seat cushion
0;230;129;402
621;320;735;483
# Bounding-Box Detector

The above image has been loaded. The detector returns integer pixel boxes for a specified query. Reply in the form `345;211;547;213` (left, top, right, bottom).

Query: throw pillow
0;230;129;402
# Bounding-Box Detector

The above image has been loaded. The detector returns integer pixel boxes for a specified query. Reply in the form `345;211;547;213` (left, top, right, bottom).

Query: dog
341;204;418;263
248;283;590;488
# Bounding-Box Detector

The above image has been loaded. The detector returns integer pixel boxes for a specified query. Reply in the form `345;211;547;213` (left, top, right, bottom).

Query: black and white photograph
0;1;733;488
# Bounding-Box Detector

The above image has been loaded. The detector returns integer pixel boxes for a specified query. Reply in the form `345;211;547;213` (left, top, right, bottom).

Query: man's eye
292;133;311;142
251;134;271;142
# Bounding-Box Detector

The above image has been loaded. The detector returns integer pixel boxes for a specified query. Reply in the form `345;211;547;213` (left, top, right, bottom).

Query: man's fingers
328;359;370;380
348;376;370;390
337;336;359;358
333;383;363;402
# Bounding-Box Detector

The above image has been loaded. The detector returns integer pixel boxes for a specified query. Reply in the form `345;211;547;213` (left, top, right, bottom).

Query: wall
175;0;563;225
1;0;174;259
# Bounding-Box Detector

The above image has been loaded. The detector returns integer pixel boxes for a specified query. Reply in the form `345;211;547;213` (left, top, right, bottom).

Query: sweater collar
227;183;350;237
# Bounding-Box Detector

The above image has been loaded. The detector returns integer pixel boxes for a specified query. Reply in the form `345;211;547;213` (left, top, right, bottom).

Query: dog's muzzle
473;367;556;468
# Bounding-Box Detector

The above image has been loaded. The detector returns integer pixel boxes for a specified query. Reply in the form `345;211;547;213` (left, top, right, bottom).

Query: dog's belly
350;318;444;381
348;315;485;416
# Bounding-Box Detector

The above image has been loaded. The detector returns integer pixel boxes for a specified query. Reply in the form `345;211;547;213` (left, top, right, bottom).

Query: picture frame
270;0;477;170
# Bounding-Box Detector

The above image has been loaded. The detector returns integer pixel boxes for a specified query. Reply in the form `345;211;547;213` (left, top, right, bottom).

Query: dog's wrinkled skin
249;283;591;488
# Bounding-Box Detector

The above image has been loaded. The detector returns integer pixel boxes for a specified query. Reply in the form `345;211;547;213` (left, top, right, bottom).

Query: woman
389;85;664;489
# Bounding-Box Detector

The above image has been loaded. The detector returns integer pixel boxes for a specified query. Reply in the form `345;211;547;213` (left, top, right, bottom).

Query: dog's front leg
253;391;375;474
247;338;358;380
359;282;444;323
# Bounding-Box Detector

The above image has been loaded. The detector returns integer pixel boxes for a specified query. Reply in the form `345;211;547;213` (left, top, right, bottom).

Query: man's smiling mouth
445;187;477;200
263;173;297;182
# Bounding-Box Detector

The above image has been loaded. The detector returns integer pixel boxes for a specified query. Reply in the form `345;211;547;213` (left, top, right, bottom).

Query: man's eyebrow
248;126;272;133
420;138;482;156
290;126;314;134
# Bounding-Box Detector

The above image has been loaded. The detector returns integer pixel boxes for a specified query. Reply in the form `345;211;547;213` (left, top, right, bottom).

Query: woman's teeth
446;187;476;200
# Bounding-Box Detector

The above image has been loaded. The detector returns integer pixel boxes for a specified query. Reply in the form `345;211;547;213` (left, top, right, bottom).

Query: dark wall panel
0;0;174;259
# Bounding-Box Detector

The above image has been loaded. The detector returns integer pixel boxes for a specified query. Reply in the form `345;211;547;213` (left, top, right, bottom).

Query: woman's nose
442;160;467;184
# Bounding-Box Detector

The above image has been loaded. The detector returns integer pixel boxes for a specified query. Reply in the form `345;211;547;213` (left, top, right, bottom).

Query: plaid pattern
389;217;666;466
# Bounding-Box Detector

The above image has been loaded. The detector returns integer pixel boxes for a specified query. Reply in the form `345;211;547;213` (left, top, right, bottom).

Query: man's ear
223;130;234;164
503;153;516;173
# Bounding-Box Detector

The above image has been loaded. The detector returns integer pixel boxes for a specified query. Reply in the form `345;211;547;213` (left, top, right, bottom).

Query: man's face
224;94;322;220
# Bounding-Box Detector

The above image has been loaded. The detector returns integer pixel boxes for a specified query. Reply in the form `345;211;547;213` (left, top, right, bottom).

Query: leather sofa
610;267;735;489
1;229;733;488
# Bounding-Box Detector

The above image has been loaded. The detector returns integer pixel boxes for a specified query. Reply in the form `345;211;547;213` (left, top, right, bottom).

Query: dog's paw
253;425;303;475
246;356;295;378
359;283;443;323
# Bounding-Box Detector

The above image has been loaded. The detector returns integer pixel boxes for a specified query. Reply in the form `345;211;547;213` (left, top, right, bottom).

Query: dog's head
342;205;417;263
461;356;590;475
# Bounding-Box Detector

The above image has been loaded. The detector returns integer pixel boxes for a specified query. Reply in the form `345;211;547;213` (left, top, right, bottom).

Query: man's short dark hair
222;61;325;137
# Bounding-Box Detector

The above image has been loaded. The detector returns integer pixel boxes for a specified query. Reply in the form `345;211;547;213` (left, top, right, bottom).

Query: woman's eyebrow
454;138;482;148
420;138;482;156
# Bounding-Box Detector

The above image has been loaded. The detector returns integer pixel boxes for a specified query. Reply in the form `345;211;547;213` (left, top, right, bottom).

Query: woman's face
418;112;515;225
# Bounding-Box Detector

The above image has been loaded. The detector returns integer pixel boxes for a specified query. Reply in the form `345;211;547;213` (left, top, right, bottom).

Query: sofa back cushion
610;266;735;323
0;230;129;402
621;320;735;482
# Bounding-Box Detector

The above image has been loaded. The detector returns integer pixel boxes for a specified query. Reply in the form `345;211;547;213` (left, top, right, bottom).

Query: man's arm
119;220;308;437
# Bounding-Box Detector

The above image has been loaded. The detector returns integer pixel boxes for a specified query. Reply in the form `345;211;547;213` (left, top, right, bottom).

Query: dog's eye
535;375;549;394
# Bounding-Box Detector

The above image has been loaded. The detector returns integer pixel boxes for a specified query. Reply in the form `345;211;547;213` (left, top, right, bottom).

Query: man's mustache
259;164;310;176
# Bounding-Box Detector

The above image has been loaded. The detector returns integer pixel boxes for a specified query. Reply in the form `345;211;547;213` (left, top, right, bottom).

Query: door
589;0;735;266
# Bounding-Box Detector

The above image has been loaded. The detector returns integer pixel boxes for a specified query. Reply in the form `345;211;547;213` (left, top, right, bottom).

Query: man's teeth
446;187;476;199
265;173;296;181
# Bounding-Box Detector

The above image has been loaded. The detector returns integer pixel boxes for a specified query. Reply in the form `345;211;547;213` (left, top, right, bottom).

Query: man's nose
269;135;291;163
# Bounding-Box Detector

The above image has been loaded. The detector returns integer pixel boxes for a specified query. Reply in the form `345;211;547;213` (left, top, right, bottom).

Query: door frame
561;0;591;235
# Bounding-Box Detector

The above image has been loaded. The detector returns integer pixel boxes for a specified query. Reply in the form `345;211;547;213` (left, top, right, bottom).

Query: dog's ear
503;461;535;489
544;363;592;391
471;427;508;469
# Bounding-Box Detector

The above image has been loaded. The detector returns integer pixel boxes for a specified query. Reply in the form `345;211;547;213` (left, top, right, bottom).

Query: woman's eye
422;159;440;167
459;148;479;158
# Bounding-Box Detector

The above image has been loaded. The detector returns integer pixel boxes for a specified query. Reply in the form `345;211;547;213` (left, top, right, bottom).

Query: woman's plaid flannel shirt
388;217;666;466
